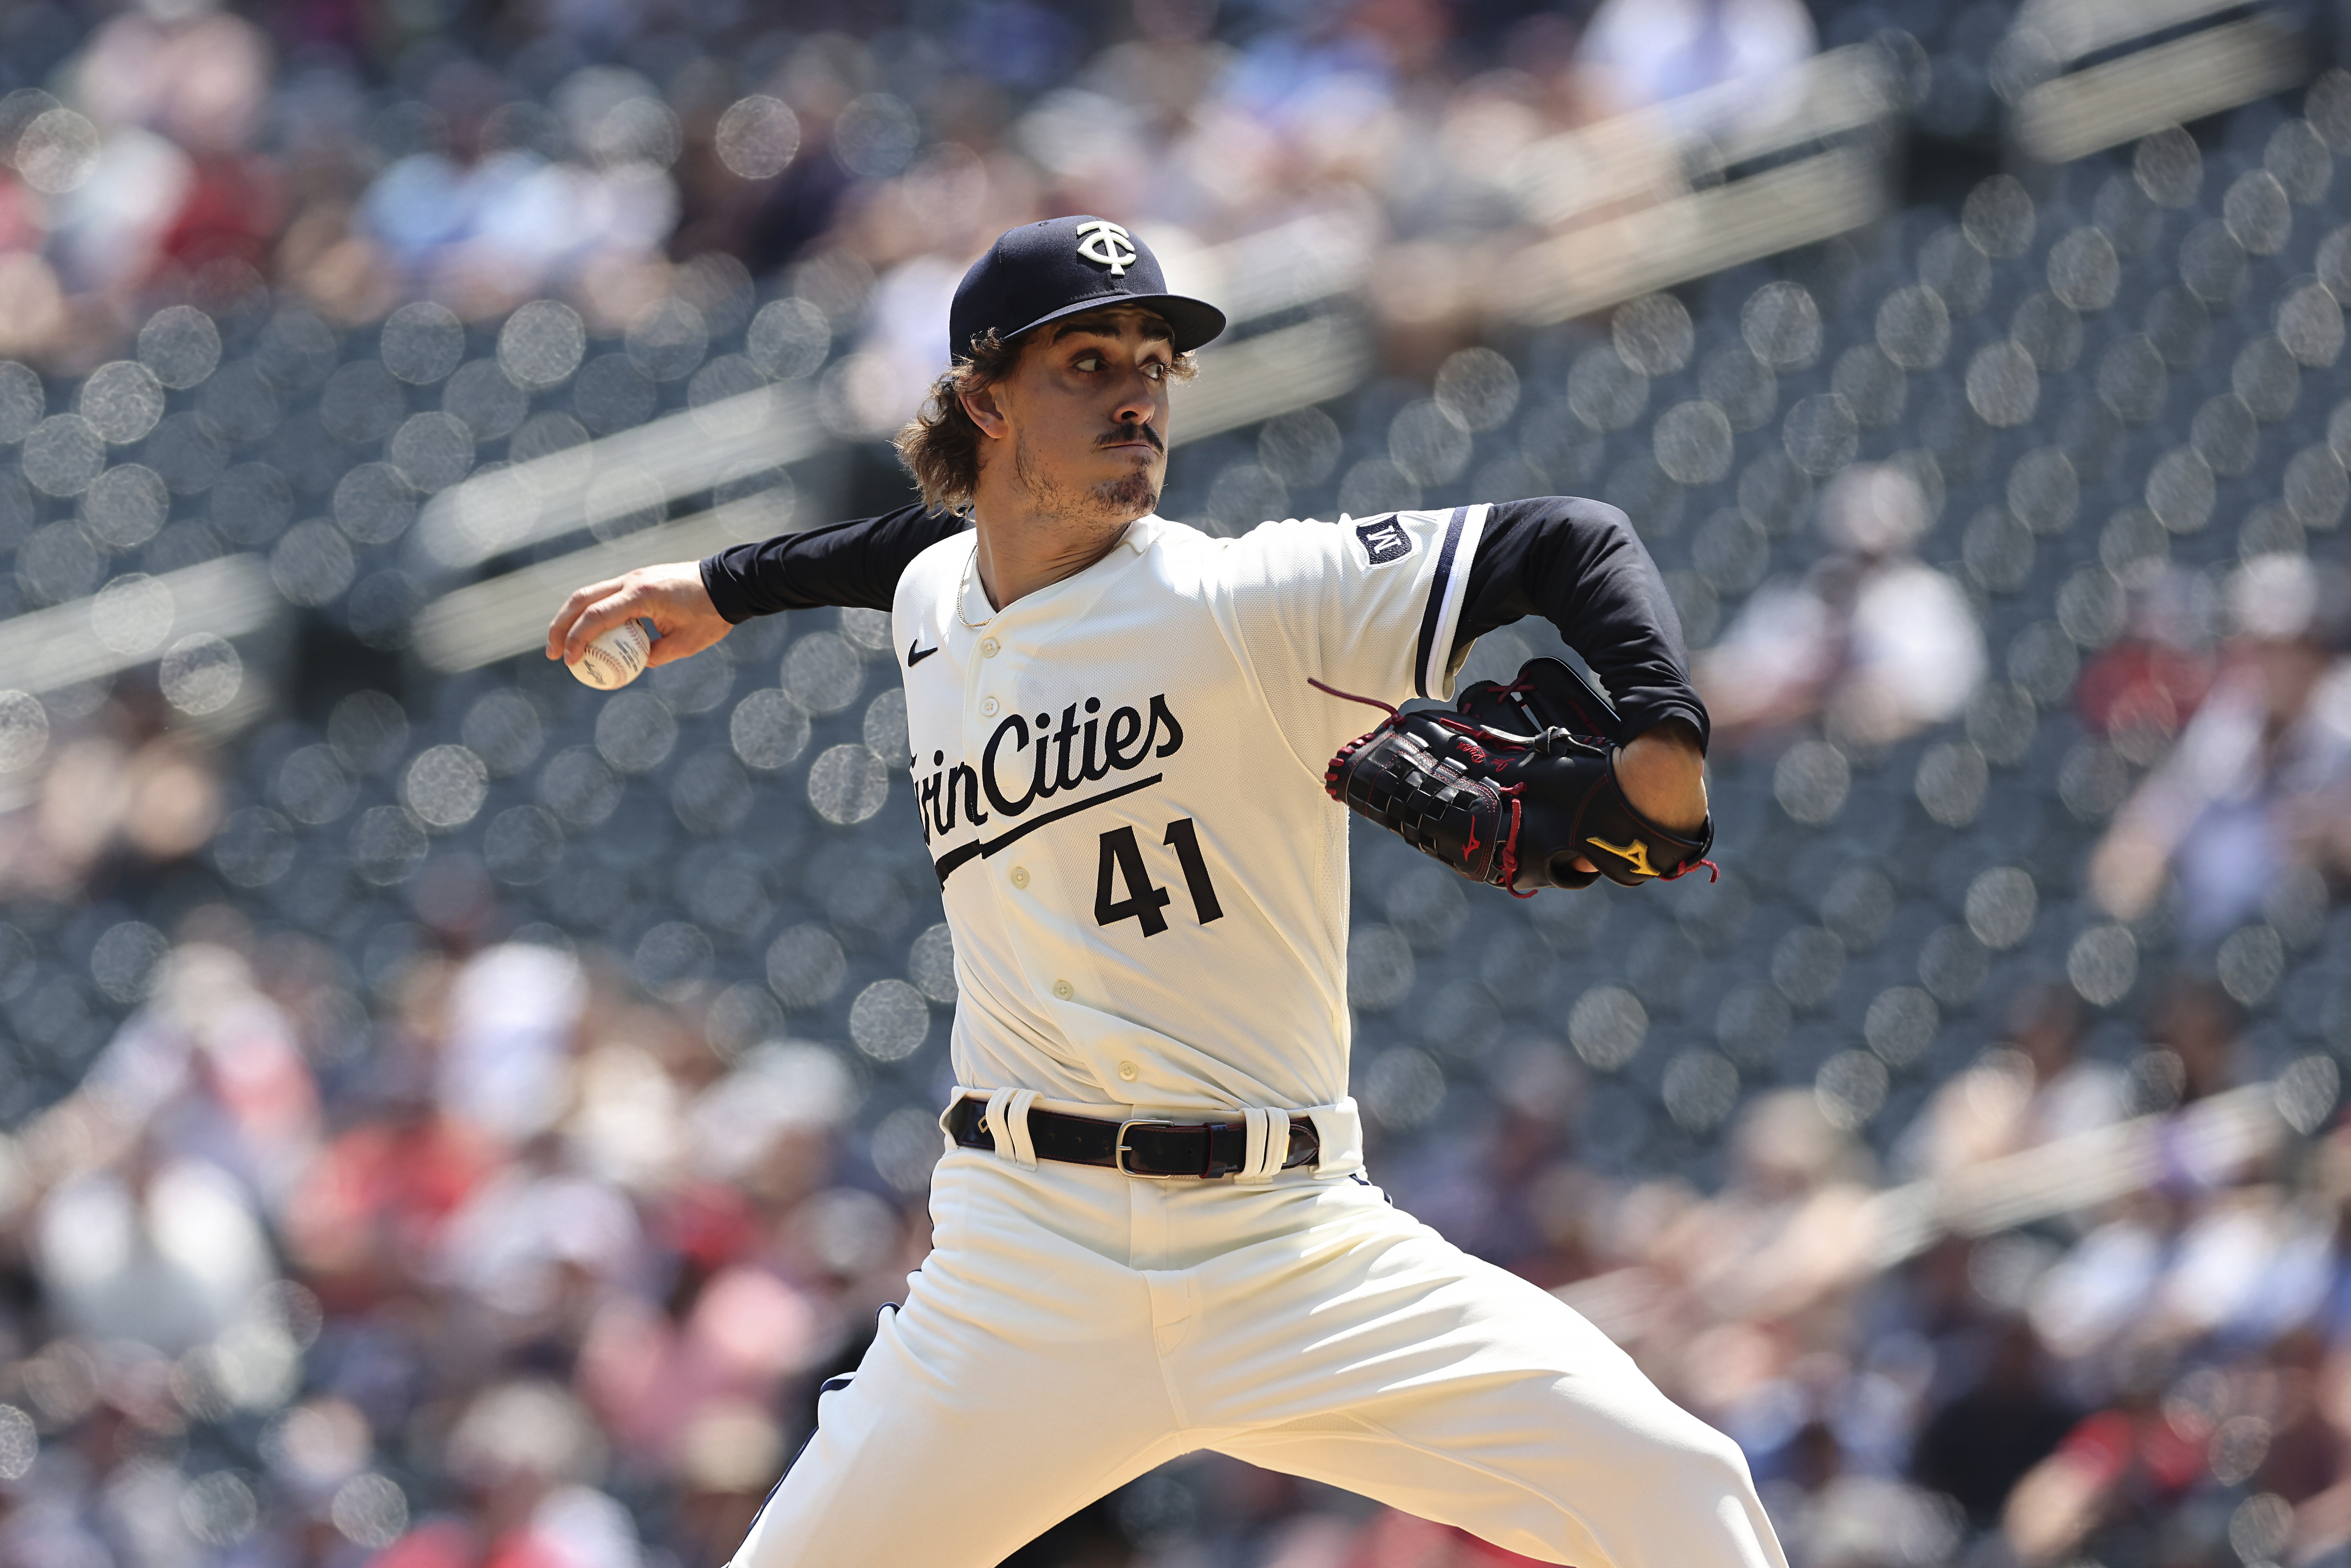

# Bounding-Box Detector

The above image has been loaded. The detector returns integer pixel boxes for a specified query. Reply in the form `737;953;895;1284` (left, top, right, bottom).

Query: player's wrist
1612;728;1708;836
666;560;722;611
697;554;754;625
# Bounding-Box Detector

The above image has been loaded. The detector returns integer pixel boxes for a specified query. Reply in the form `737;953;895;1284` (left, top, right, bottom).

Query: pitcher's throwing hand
544;560;731;670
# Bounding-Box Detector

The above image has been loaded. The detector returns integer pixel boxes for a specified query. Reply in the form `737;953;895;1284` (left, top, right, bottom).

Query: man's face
972;307;1176;525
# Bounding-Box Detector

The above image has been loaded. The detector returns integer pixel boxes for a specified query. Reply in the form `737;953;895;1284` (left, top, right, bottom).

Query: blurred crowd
0;0;2349;1565
3;917;2351;1568
0;0;1837;378
1705;478;2351;963
0;914;937;1568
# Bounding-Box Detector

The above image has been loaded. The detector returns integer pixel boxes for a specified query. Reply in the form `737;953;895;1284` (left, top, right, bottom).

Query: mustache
1095;424;1165;454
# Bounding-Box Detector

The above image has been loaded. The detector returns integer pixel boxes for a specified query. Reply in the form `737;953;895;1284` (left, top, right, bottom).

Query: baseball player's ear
961;383;1009;440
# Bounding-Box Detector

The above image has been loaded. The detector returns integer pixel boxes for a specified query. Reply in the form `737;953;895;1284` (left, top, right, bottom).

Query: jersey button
1052;979;1075;1001
1117;1060;1139;1081
981;697;1000;716
980;637;1000;658
1009;866;1030;888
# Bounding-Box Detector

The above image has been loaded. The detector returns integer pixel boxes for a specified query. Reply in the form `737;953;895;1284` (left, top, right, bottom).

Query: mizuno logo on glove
1585;836;1655;877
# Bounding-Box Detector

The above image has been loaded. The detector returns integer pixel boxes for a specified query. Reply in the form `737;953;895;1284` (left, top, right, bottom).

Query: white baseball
569;619;653;690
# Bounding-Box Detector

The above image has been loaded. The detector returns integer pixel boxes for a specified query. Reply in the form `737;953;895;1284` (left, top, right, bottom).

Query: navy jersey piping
1413;506;1472;699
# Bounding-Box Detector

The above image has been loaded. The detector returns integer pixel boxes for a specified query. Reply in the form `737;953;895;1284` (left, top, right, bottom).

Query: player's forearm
1454;497;1709;751
700;503;970;622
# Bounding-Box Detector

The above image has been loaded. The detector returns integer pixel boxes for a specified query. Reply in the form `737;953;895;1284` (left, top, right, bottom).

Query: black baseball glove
1318;657;1715;894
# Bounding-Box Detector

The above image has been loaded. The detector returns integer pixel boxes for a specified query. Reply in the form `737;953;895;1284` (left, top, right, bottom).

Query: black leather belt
945;1096;1320;1179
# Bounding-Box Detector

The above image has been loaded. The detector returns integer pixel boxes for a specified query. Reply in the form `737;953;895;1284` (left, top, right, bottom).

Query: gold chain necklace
956;541;993;629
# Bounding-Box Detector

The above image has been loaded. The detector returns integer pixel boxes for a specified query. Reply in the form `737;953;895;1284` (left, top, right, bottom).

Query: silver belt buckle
1114;1119;1180;1178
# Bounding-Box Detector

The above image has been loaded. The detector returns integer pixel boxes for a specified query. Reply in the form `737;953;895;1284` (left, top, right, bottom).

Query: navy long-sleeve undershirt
700;498;1707;749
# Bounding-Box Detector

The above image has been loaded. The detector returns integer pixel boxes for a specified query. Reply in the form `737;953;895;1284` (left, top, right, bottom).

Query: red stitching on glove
1500;793;1536;898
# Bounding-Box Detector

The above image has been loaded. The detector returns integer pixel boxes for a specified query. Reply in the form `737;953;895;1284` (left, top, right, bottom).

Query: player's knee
1649;1421;1760;1508
1519;1419;1761;1563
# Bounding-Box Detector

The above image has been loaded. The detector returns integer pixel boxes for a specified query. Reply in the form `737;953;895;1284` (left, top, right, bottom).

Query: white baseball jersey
729;499;1786;1568
893;505;1489;1113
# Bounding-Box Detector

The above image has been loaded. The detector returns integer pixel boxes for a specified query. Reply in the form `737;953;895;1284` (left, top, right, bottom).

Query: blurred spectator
357;63;681;322
1897;985;2123;1180
1766;1416;1957;1568
2139;976;2244;1110
736;40;866;276
35;1144;275;1351
1699;462;1985;751
281;1087;497;1308
2089;553;2351;943
1999;1348;2206;1568
1911;1317;2078;1527
1575;0;1818;123
1657;1091;1877;1334
71;936;321;1202
437;943;586;1149
2075;568;2218;765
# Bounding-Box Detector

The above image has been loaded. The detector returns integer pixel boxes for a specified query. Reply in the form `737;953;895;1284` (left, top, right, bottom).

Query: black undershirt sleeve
699;505;971;621
1450;496;1710;751
701;496;1701;744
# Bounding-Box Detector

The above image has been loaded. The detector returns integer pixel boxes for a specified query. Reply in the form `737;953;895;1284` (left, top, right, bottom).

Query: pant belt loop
983;1087;1040;1169
1307;1098;1365;1176
1234;1106;1284;1184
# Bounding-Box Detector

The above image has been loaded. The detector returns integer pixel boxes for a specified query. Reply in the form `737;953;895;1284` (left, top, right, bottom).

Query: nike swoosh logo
907;640;939;666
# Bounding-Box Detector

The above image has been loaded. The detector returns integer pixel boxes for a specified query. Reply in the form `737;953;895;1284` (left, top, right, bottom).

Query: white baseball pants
733;1103;1787;1568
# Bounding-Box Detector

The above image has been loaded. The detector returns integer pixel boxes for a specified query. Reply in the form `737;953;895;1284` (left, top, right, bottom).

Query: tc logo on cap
1074;219;1137;277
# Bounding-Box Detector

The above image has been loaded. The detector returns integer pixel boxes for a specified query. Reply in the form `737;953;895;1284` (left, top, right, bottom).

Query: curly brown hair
893;321;1197;511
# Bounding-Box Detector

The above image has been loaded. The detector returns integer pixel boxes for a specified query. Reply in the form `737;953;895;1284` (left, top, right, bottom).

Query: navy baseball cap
947;216;1226;363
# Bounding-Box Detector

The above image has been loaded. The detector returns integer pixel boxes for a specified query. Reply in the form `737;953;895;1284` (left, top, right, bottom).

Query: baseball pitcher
548;216;1784;1568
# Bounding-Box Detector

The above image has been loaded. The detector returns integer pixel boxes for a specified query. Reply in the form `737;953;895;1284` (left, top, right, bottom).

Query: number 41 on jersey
1096;818;1222;936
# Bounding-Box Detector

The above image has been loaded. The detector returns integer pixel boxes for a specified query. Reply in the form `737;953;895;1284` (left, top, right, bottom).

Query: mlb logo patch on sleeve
1355;516;1413;565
